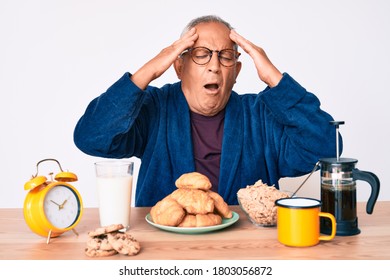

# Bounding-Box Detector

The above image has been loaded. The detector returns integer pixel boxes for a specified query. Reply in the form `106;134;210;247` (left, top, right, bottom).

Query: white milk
96;175;133;228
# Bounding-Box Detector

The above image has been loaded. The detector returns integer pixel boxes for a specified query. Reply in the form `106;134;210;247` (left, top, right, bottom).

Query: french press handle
352;169;380;214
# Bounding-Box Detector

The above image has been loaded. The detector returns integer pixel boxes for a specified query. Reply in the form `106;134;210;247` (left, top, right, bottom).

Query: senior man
74;15;340;206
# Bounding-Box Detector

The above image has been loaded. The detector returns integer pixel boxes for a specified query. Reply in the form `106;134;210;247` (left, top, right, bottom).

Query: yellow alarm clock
23;158;83;243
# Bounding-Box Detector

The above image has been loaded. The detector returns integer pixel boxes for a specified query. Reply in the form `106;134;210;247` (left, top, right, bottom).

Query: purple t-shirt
190;109;225;192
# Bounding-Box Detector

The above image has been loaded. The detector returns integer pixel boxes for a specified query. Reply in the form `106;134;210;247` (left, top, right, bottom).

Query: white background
1;0;389;208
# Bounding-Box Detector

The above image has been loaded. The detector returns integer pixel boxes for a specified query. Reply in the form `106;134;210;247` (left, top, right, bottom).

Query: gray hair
181;15;234;35
181;15;237;50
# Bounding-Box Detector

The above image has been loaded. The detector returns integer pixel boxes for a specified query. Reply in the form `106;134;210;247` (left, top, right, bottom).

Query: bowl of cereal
237;180;290;227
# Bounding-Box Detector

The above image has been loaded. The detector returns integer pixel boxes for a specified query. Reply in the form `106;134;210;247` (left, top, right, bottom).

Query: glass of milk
94;160;134;230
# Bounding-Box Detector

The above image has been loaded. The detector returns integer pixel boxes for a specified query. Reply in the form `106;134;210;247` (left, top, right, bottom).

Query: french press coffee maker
320;121;380;236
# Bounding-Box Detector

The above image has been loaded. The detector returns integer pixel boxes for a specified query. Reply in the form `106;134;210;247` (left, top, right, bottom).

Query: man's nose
208;51;221;72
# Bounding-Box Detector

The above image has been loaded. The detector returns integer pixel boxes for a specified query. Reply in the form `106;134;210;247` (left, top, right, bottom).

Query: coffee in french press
319;121;380;236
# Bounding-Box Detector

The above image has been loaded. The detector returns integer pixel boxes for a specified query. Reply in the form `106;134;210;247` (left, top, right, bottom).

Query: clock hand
59;199;68;210
50;200;61;210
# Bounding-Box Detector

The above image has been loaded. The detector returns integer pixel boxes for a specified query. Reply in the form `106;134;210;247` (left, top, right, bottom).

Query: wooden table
1;202;389;260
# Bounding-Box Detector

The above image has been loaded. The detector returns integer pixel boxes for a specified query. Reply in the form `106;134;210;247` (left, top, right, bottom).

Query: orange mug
275;197;336;247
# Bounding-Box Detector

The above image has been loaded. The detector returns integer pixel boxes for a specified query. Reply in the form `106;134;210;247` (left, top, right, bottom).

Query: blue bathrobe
74;72;340;206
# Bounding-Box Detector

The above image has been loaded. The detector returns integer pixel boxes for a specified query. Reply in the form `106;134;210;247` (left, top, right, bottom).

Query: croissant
149;172;233;228
195;213;222;227
208;191;233;219
178;213;222;227
150;197;185;226
170;188;214;214
175;172;212;191
177;214;197;227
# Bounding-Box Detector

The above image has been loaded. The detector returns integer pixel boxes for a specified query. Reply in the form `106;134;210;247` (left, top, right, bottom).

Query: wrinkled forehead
193;22;236;50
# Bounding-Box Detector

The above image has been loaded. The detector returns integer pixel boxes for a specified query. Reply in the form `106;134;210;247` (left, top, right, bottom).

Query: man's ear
174;57;183;80
234;61;242;81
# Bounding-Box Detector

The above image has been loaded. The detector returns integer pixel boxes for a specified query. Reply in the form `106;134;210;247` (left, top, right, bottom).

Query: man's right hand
131;27;198;90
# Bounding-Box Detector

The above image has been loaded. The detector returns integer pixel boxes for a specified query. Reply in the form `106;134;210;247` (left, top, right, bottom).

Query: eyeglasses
182;47;241;67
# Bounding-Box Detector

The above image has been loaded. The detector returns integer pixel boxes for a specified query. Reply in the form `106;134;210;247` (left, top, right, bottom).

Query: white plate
145;212;239;234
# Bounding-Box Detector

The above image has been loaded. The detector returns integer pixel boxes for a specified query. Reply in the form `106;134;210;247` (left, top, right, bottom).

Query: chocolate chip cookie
88;224;125;237
85;224;140;257
107;232;141;256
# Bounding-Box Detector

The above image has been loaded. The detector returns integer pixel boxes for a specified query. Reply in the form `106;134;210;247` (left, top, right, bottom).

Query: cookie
85;247;118;257
107;232;141;256
86;236;114;251
88;224;124;237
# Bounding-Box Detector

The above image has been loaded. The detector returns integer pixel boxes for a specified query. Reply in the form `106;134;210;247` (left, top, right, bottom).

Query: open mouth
204;83;219;90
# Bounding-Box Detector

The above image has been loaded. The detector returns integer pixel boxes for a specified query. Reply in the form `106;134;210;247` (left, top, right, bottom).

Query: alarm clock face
43;184;82;229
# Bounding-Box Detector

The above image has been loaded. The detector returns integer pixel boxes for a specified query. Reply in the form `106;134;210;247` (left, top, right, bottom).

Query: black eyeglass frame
181;46;241;67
